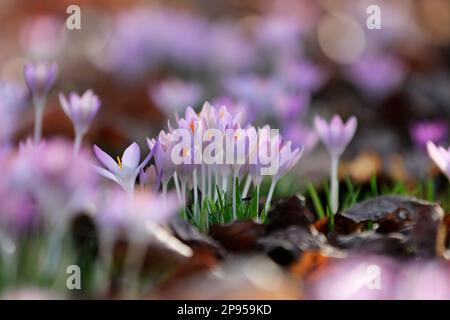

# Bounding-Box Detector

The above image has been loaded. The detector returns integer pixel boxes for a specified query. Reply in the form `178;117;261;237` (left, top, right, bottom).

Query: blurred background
1;0;449;186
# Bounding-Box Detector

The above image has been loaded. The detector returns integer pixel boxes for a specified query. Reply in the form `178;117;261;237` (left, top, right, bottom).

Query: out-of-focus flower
309;255;398;300
97;188;179;243
395;261;450;299
426;141;450;179
10;138;97;228
93;142;153;197
1;288;62;300
315;115;357;158
315;115;357;214
59;90;101;136
347;53;405;97
277;59;327;92
410;120;448;149
23;61;58;143
0;82;27;144
150;78;203;116
254;15;301;54
206;23;256;73
274;92;310;121
284;122;318;152
59;90;101;153
20;16;67;59
23;61;58;102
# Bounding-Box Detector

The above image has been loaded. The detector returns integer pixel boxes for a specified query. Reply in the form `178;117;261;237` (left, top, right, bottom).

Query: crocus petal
121;142;140;169
427;142;450;178
23;64;36;92
58;92;71;118
344;116;358;143
93;145;121;173
94;165;120;184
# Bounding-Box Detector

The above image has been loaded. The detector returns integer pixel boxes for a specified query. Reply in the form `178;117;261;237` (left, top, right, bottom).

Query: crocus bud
59;89;101;136
24;61;58;101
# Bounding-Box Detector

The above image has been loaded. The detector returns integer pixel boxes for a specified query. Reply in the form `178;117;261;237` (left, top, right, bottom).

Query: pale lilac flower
0;82;27;144
11;138;97;228
426;141;450;180
263;131;304;213
410;120;447;150
348;53;405;97
59;90;101;153
20;16;66;58
277;59;327;92
139;165;161;192
315;115;357;214
23;61;58;100
395;261;450;299
284;122;318;152
23;61;58;143
314;115;357;158
93;142;153;197
274;92;310;120
150;78;203;116
309;255;397;299
147;131;176;193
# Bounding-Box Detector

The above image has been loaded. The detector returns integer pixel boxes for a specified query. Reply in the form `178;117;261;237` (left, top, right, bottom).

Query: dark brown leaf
266;195;316;233
170;217;225;258
257;226;329;266
209;220;266;253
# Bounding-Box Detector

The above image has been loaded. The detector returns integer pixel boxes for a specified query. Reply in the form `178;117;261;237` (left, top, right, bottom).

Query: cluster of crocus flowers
23;61;58;143
314;115;357;214
142;102;303;221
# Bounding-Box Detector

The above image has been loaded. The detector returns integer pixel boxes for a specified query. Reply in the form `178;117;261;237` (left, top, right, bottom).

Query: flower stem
255;184;260;221
181;180;187;219
193;169;199;218
265;179;277;214
201;165;206;204
73;132;83;155
330;156;339;214
162;180;168;201
33;99;45;144
232;175;237;220
173;172;182;205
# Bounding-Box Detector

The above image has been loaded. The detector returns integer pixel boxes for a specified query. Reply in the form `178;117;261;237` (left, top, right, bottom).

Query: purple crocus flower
93;142;153;198
147;131;176;195
347;53;405;97
23;61;58;100
315;115;357;158
426;141;450;180
283;122;318;152
0;82;26;145
11;138;97;229
59;90;101;154
315;115;357;214
150;78;203;116
410;120;448;150
139;165;162;192
23;61;58;143
263;130;304;213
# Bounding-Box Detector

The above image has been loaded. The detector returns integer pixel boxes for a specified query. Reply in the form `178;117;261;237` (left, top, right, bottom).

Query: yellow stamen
116;156;122;169
189;120;195;134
